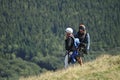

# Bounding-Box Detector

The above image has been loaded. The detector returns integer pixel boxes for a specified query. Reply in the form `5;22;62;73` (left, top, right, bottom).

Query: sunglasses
79;27;85;30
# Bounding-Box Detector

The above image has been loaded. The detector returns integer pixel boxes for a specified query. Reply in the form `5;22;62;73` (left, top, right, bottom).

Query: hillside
0;0;120;79
20;54;120;80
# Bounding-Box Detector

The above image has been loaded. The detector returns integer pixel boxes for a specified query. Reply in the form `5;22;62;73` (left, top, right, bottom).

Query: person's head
65;27;73;37
79;24;86;34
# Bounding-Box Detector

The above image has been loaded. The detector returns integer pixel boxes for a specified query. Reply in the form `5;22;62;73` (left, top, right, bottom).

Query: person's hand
80;43;86;48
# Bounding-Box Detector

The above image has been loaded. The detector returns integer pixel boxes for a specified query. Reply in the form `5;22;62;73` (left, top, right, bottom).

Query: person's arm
82;33;90;54
86;33;90;50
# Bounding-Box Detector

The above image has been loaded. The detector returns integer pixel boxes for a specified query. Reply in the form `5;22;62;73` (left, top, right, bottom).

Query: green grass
20;54;120;80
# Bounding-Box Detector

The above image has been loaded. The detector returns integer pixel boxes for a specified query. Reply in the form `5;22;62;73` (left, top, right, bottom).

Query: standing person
75;24;90;55
64;27;82;69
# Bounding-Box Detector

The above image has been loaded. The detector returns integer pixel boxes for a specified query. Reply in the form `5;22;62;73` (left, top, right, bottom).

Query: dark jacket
65;36;74;51
75;32;90;53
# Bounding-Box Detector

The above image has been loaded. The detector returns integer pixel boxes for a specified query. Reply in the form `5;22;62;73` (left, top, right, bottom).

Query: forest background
0;0;120;80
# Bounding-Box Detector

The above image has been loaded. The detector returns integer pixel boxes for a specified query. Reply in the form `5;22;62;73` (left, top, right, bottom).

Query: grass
20;54;120;80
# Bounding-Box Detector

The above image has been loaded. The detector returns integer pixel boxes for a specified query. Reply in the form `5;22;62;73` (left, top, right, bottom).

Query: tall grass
20;54;120;80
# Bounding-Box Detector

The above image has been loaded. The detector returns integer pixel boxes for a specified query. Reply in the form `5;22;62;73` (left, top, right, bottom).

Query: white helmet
65;27;73;34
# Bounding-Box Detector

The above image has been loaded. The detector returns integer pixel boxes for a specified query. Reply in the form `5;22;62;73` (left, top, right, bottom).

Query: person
64;27;82;68
75;24;90;55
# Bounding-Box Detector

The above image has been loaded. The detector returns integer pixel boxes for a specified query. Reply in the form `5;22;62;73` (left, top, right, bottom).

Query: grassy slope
20;54;120;80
